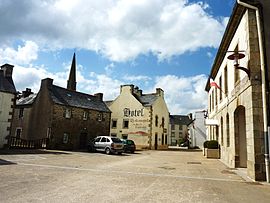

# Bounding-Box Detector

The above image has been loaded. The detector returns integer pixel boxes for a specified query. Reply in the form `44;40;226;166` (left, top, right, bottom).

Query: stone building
0;64;16;148
205;0;270;181
11;54;111;150
106;85;169;150
168;115;191;146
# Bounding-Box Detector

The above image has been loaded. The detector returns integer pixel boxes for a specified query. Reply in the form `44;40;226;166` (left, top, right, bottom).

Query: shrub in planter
203;141;209;148
207;140;219;149
205;140;220;158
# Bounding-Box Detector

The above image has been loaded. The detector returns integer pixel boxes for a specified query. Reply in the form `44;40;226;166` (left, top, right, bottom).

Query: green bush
203;140;209;148
207;140;219;149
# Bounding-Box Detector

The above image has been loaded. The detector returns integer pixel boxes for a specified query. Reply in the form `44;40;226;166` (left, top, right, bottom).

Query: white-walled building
106;85;169;150
0;64;16;148
188;111;207;149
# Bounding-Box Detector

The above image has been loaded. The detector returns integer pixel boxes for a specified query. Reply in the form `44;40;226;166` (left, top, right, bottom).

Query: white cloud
0;41;39;65
153;74;208;114
0;0;227;62
123;75;152;82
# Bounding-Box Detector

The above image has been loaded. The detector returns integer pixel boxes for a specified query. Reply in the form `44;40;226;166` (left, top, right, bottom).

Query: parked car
121;139;136;153
88;136;124;155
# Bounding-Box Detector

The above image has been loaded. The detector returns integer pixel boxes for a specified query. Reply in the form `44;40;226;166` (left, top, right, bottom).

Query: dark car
121;139;136;153
88;136;124;155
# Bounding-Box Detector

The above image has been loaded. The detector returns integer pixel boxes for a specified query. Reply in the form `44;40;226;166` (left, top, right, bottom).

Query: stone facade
107;85;169;150
0;64;16;148
11;54;111;150
205;1;269;181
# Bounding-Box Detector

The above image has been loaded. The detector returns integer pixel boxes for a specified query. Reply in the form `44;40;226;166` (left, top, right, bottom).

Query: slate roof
0;72;16;94
170;115;192;126
137;94;158;107
50;85;111;113
17;93;37;106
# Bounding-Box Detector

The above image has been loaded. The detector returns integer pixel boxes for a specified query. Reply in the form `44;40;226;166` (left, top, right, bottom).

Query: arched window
226;113;230;147
220;116;223;146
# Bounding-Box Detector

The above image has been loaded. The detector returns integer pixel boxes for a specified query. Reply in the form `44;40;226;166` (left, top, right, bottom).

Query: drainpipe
237;0;269;182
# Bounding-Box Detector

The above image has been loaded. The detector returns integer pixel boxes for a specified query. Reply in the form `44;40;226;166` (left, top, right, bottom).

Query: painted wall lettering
123;108;144;117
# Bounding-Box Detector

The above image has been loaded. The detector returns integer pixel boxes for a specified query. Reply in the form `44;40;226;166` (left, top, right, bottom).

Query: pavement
1;149;270;203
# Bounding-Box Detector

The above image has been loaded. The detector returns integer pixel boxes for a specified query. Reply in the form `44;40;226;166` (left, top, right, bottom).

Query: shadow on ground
0;159;17;165
0;149;71;155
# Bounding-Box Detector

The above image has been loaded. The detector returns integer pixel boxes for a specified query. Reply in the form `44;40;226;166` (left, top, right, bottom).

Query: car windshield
111;138;122;143
127;140;134;145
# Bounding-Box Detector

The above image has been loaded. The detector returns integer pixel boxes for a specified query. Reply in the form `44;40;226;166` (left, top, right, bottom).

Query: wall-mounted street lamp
227;51;250;78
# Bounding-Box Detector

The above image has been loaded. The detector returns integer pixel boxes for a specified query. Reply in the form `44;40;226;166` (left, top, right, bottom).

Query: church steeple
67;53;77;91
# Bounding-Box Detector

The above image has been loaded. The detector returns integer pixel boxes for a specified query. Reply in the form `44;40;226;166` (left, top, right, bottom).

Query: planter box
205;148;220;159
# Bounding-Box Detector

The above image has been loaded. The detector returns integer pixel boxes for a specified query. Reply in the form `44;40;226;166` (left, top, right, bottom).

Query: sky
0;0;234;114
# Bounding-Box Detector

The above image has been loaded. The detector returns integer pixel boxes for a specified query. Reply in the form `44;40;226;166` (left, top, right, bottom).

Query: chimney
1;64;14;78
156;88;164;97
22;88;33;98
94;93;103;101
41;78;53;90
120;84;134;94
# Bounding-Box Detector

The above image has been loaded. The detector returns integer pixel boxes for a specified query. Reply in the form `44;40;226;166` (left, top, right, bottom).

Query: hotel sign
123;108;144;117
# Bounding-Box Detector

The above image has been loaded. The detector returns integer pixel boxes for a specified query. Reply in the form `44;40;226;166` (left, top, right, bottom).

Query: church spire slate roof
67;53;76;91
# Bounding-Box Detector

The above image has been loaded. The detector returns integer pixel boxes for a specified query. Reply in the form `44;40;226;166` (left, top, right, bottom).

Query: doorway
154;133;158;150
234;106;247;168
79;133;88;149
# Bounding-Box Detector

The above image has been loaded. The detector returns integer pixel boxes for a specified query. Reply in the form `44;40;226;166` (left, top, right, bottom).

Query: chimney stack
94;93;103;101
1;64;14;78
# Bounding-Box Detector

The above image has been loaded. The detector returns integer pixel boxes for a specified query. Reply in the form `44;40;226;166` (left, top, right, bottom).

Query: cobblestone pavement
1;149;270;203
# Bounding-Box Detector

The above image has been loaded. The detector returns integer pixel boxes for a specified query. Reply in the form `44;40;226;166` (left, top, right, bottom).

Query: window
161;134;164;145
224;66;228;96
83;111;88;120
179;125;183;130
123;120;129;128
219;75;222;101
171;124;175;130
234;45;240;84
165;135;167;145
215;88;217;106
63;133;69;144
122;134;128;139
155;115;158;127
226;113;230;147
65;109;71;118
161;117;165;128
15;128;22;138
171;132;175;137
112;120;117;128
111;133;117;137
19;108;24;118
101;137;106;142
220;117;223;146
97;113;103;121
209;94;212;113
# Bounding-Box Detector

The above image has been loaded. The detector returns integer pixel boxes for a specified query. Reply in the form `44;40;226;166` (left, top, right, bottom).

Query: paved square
1;149;270;202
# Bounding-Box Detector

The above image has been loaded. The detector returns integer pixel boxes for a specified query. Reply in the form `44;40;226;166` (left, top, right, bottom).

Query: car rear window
111;138;122;143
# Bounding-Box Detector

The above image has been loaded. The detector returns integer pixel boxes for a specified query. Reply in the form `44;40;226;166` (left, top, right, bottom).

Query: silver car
89;136;124;155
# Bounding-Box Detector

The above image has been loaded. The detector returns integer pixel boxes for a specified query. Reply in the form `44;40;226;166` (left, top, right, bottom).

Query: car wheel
105;148;111;155
118;152;122;155
131;150;135;154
